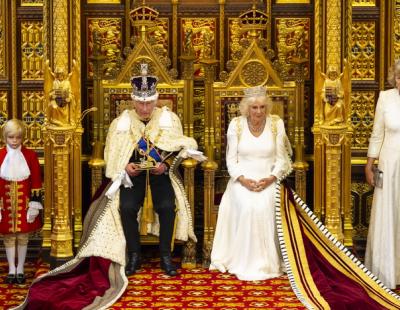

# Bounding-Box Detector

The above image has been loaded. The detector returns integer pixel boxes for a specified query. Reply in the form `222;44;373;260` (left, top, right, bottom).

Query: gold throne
89;3;198;268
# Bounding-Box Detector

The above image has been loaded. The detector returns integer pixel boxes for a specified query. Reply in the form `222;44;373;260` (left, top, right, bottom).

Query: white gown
210;115;289;281
365;88;400;289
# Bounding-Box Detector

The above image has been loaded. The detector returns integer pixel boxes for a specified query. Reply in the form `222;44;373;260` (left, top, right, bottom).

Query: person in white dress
210;85;292;281
365;59;400;290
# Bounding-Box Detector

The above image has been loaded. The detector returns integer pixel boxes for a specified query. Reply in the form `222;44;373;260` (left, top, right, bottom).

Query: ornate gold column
326;0;341;69
200;58;219;267
44;128;74;260
313;0;353;246
171;0;178;70
181;158;197;269
43;0;85;266
291;57;309;201
180;47;197;268
179;52;196;137
320;126;345;241
88;31;106;196
218;0;225;72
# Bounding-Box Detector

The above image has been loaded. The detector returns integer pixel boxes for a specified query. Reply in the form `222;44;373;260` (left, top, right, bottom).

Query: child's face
6;133;22;149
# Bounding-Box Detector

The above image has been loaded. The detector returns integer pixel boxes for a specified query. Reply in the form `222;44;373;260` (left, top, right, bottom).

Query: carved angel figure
315;60;350;126
44;60;80;127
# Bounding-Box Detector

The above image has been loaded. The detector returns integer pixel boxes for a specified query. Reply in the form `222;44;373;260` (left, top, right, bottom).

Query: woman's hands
257;176;277;190
365;157;376;187
237;175;277;192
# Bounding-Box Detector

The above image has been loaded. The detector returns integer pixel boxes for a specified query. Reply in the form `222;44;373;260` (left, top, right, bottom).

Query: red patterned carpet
0;259;306;310
112;259;305;310
1;259;399;310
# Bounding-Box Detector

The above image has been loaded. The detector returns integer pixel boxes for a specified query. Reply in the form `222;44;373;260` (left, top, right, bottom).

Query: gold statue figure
183;25;194;55
44;59;80;127
315;60;350;126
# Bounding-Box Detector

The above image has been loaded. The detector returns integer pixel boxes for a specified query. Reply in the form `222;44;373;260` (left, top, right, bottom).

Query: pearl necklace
247;118;266;133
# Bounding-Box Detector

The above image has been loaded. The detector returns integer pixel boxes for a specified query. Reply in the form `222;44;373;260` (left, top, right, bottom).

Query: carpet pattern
1;259;399;310
0;259;306;310
111;259;305;310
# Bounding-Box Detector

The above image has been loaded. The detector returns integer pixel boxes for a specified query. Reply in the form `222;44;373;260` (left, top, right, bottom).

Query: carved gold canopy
213;39;296;169
102;39;185;127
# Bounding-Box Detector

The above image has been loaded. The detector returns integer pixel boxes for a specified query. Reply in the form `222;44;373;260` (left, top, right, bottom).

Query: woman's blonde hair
387;59;400;87
2;119;26;141
239;94;272;117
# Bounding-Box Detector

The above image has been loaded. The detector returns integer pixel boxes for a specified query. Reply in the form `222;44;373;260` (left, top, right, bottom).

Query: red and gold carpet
0;259;306;310
1;259;399;309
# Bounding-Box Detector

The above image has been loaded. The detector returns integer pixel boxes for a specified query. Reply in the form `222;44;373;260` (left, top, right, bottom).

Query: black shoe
16;273;25;284
125;252;141;276
5;274;15;284
160;255;178;276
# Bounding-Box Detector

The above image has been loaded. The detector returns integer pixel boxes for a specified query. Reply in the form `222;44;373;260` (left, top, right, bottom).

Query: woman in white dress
210;85;292;281
365;60;400;290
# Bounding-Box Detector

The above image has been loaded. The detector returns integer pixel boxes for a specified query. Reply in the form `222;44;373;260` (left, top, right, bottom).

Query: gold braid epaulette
235;117;242;143
270;114;279;137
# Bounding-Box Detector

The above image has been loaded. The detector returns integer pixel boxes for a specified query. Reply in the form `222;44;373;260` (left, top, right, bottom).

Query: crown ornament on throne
243;85;267;98
131;63;159;102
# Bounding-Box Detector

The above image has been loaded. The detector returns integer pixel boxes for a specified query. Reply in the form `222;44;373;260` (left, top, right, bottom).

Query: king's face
134;100;157;120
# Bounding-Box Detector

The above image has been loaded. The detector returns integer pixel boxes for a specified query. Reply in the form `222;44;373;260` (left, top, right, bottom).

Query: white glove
185;149;207;162
27;201;43;223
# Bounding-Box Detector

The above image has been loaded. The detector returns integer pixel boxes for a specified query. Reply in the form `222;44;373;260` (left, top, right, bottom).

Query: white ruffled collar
0;145;30;181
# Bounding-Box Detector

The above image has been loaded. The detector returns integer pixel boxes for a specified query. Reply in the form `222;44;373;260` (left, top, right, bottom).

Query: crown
239;4;268;32
243;85;267;98
130;1;159;30
130;64;159;102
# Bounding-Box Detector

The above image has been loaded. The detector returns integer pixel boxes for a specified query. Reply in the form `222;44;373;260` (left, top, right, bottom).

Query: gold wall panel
21;21;44;80
351;21;376;80
193;87;205;150
394;1;400;60
227;18;266;65
352;0;375;6
88;0;120;3
276;0;309;3
130;18;169;59
21;0;43;6
228;18;243;63
275;18;310;79
351;182;373;239
87;18;122;79
180;18;216;78
150;18;169;59
0;1;5;78
21;91;45;149
0;91;7;145
351;91;375;150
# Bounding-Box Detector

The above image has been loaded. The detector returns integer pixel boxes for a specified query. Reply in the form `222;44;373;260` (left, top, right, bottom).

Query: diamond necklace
247;118;266;132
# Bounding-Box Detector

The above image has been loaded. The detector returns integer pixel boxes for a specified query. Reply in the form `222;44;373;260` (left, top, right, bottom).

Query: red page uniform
0;146;42;234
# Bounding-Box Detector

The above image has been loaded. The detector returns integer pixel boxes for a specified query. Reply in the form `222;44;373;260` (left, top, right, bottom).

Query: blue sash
137;137;162;162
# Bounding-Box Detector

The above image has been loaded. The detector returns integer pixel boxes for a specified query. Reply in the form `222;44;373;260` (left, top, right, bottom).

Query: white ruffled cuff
182;149;207;162
105;171;133;199
28;201;43;210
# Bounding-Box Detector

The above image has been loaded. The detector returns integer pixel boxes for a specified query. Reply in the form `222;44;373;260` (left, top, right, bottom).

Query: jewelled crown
130;63;159;102
243;85;267;98
239;4;268;31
